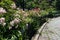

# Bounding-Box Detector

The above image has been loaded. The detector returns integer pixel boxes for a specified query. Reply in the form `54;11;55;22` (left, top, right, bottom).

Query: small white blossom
26;23;29;29
10;3;16;9
0;17;6;26
9;26;12;30
14;18;20;24
10;18;20;26
10;21;14;26
1;17;5;22
0;7;6;14
17;8;20;10
2;23;6;27
0;17;5;24
26;23;28;27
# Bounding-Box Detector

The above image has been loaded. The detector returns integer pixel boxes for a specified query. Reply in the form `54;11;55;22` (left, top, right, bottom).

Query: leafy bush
14;0;56;10
0;0;46;40
0;0;59;40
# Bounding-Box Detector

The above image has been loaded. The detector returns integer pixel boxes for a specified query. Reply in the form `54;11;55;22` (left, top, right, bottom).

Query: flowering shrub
0;0;58;40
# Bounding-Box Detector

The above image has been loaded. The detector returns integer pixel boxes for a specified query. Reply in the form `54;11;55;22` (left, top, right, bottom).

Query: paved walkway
32;17;60;40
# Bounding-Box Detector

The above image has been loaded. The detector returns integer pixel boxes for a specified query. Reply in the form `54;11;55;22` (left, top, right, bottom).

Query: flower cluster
0;7;6;14
10;18;20;26
0;17;6;26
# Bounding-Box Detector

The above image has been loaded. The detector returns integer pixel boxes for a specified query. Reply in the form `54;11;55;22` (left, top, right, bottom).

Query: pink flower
0;7;6;14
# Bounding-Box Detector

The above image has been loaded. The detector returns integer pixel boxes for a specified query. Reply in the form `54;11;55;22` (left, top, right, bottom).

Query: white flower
17;8;20;10
9;26;12;30
10;21;14;26
1;17;5;21
13;18;20;24
10;18;20;26
0;17;5;24
26;23;28;27
0;17;6;26
0;7;6;14
10;3;16;9
26;23;29;29
2;23;6;27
